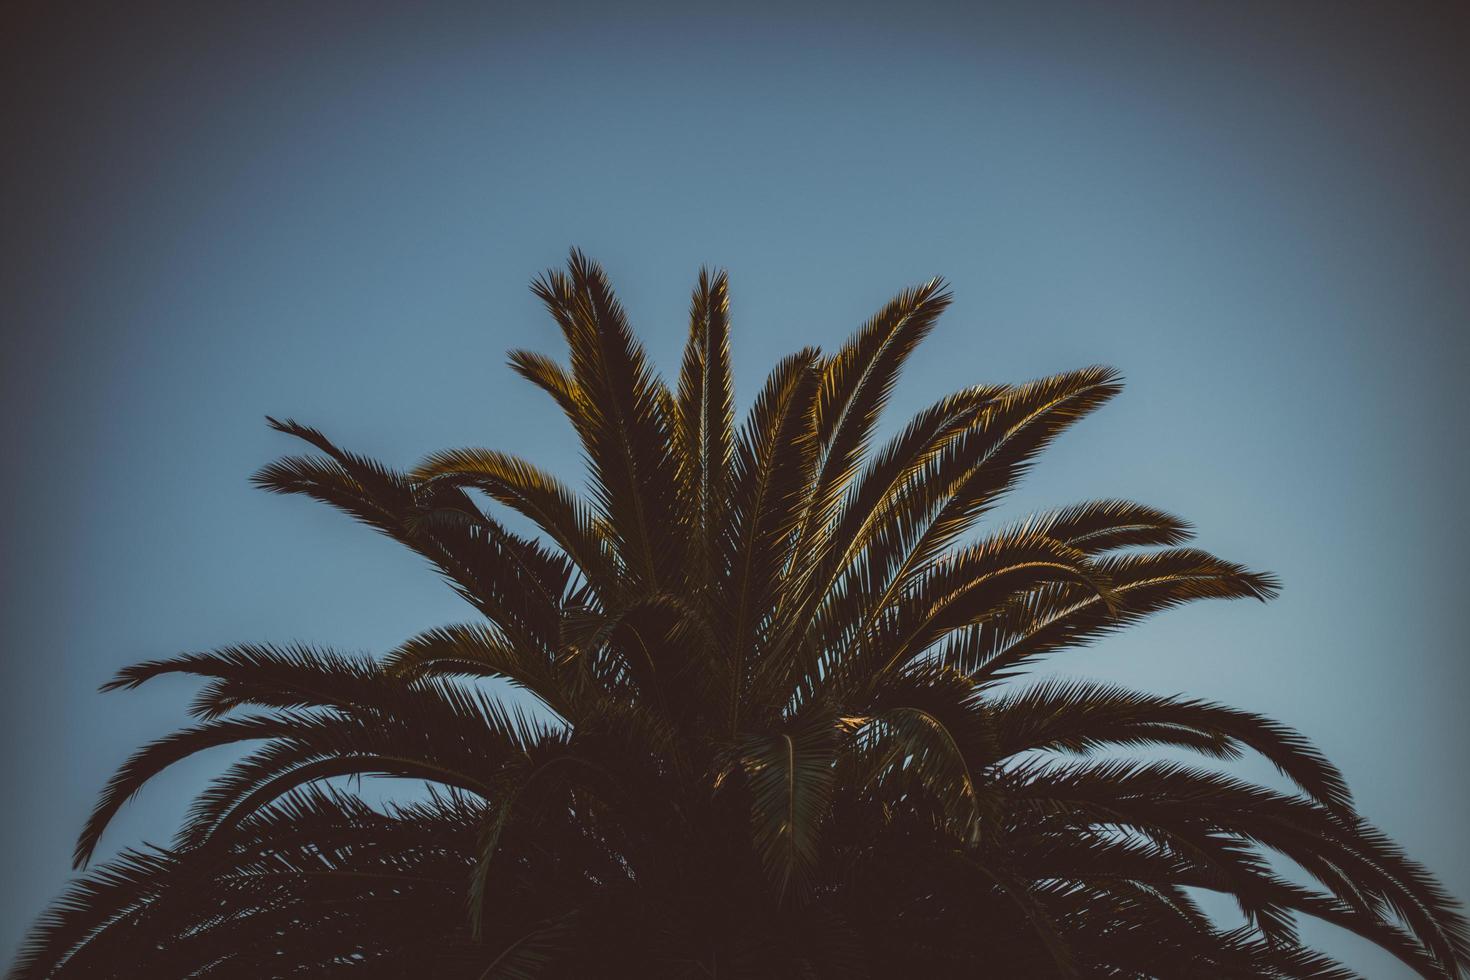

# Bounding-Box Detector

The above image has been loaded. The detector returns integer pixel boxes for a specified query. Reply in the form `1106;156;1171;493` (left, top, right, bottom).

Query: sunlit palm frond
721;348;822;732
530;250;684;590
674;267;734;596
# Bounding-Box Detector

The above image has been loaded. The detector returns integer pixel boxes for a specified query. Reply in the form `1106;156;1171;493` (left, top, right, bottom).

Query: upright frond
529;250;684;589
721;348;822;731
674;267;735;596
797;278;951;559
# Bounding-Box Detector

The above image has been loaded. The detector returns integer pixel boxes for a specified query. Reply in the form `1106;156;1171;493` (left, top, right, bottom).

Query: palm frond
987;679;1351;813
795;278;951;563
674;267;735;597
721;348;821;731
530;249;684;590
739;715;839;901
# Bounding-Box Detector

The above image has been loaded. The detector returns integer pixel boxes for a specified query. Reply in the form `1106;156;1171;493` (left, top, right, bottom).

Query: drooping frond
254;423;575;651
409;446;616;594
986;679;1352;813
954;547;1282;683
76;645;552;868
835;660;995;848
382;624;570;719
1005;498;1194;554
14;787;494;980
738;714;839;901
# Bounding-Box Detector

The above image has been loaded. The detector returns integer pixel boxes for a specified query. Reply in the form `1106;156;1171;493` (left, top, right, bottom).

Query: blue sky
3;2;1466;973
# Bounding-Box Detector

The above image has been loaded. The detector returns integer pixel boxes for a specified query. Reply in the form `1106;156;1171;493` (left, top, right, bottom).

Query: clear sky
3;2;1466;973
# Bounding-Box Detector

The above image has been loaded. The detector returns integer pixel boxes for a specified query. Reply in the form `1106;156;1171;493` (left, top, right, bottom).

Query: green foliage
12;251;1467;978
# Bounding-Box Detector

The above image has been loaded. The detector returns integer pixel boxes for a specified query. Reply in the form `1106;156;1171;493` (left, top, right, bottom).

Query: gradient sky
4;2;1467;973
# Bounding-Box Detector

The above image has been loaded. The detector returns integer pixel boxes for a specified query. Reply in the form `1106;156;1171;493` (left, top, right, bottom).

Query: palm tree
12;251;1467;978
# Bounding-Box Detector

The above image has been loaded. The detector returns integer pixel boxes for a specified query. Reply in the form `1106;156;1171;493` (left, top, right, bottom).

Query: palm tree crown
13;251;1467;978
